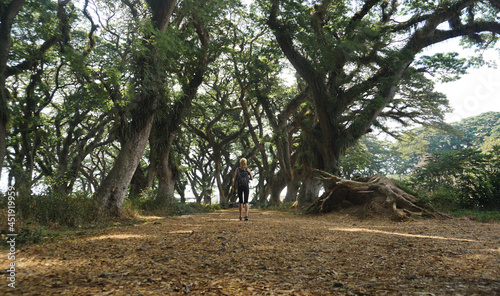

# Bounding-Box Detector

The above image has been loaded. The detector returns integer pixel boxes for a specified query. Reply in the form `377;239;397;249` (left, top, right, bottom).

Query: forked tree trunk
284;178;300;203
297;175;322;204
156;146;176;204
129;164;148;199
94;0;176;215
95;117;154;215
268;172;286;206
213;148;228;206
306;170;444;221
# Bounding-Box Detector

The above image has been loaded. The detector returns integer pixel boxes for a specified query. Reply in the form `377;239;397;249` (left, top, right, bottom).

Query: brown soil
1;210;499;295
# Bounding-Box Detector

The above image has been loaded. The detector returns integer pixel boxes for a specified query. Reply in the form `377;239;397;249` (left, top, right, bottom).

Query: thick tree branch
342;0;494;148
121;0;138;18
0;0;26;74
267;0;322;87
347;0;379;29
5;0;74;77
427;22;500;46
6;38;59;78
82;0;98;57
145;0;176;32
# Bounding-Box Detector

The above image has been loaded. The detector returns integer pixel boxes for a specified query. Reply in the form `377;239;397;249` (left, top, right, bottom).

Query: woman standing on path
232;158;253;221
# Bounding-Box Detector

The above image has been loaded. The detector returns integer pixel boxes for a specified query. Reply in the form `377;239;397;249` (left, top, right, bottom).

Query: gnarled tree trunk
297;174;322;205
284;179;300;203
94;0;177;215
306;170;443;221
156;141;177;204
268;171;286;206
95;117;154;215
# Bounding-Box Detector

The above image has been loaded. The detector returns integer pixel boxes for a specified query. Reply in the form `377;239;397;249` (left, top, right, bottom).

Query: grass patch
259;201;305;215
450;209;500;223
172;202;222;215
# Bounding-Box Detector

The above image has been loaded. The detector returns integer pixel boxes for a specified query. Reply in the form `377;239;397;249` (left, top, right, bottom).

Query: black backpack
237;167;250;187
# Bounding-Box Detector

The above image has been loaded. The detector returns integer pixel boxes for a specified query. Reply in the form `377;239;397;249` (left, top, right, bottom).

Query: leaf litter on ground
1;209;499;295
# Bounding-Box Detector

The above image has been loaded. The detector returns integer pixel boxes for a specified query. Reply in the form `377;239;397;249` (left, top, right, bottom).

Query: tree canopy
1;0;499;215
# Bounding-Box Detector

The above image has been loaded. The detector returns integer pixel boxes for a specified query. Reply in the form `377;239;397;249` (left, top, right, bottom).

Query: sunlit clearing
330;227;479;242
88;234;154;241
137;215;164;220
168;230;194;234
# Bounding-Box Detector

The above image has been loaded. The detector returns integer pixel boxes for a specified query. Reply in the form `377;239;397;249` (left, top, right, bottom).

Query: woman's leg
238;187;243;219
243;187;249;220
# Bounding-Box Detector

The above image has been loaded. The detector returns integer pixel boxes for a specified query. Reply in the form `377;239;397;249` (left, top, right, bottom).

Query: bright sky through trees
425;39;500;123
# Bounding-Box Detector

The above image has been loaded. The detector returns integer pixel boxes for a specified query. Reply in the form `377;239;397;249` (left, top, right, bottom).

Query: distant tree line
341;112;500;210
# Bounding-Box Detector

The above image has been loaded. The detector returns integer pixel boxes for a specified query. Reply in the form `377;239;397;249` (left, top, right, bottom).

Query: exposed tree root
306;170;448;221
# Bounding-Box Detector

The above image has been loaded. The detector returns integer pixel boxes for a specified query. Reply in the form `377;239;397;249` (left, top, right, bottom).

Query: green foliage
416;52;470;83
339;141;372;178
173;202;222;216
340;135;413;177
417;185;461;210
4;0;500;218
14;226;44;246
260;201;299;212
0;191;100;228
10;0;60;58
413;147;500;210
338;112;500;215
449;209;500;223
126;188;221;217
395;112;500;171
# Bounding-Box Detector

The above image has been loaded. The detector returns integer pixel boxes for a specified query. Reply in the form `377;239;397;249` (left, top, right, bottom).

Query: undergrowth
393;177;500;223
2;182;497;248
449;209;500;223
0;189;221;247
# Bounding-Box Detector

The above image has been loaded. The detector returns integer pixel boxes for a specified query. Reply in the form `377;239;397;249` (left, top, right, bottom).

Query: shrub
413;148;500;210
0;191;99;228
127;188;222;216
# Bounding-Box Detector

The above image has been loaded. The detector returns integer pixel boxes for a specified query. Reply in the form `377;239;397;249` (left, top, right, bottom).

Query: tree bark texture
268;0;500;179
94;0;177;214
268;172;286;206
297;174;322;205
284;179;300;203
0;0;26;180
129;164;148;199
306;171;444;221
95;117;154;215
156;133;177;204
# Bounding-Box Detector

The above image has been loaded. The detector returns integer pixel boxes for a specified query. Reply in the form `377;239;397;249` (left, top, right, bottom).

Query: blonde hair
239;158;247;169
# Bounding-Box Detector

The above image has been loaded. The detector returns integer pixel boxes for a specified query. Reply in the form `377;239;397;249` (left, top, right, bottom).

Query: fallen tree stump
306;170;446;221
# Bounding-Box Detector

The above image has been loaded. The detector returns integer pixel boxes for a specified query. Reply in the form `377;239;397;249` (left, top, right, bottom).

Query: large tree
0;0;25;180
95;0;239;213
267;0;500;175
265;0;499;214
94;0;177;214
3;0;98;195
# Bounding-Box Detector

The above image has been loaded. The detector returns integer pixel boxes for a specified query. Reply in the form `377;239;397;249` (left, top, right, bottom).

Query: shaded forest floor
1;209;500;295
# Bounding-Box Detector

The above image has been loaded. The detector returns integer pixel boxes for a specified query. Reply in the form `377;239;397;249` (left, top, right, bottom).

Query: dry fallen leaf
1;210;499;295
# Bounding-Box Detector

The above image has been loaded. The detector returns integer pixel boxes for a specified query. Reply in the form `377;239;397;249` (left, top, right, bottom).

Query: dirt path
1;209;499;295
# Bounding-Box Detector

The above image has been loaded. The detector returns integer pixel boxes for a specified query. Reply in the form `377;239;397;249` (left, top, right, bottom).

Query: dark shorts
238;186;249;204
